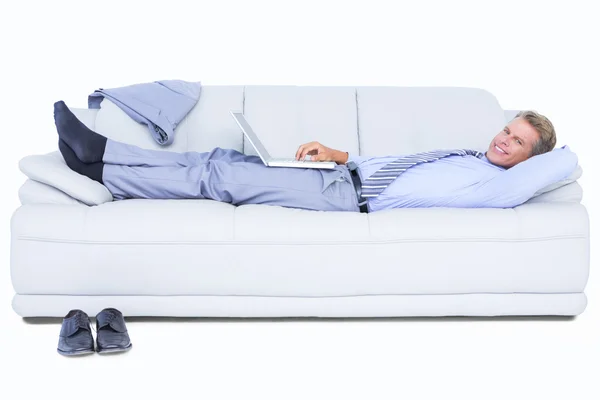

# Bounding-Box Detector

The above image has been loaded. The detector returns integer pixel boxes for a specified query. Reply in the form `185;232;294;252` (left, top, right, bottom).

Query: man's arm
295;141;375;165
333;150;373;165
471;145;579;208
333;150;349;165
342;151;378;166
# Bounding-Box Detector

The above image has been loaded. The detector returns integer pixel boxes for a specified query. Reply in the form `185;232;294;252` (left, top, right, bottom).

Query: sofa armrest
18;151;113;206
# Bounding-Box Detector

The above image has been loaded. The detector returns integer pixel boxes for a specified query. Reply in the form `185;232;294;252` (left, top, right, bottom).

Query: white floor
1;287;598;398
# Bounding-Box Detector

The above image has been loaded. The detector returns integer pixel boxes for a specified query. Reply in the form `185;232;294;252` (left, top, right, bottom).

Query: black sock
54;100;107;163
59;139;104;184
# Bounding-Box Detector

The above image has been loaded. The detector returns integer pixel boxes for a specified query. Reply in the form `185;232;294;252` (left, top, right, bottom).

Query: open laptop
230;111;336;169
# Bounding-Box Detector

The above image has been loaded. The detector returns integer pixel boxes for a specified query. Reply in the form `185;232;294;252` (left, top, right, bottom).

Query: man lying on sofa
53;101;578;213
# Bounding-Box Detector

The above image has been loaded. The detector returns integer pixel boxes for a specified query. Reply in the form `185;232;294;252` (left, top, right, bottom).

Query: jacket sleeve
472;145;579;208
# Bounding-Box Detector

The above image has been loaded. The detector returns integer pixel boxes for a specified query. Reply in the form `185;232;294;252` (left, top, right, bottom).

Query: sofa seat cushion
11;200;589;297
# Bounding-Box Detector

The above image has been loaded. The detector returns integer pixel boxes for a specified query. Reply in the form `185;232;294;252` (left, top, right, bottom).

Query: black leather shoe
95;308;132;354
57;309;95;356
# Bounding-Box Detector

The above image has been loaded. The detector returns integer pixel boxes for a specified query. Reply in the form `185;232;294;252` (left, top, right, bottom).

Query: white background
1;0;598;398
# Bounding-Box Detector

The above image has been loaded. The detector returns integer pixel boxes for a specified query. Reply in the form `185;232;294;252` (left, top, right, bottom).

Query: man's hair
513;110;556;156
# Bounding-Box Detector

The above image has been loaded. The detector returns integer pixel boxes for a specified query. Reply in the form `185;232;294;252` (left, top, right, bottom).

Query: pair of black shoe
58;308;132;356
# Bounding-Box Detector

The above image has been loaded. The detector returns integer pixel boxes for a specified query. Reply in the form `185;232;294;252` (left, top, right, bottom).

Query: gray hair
513;110;557;156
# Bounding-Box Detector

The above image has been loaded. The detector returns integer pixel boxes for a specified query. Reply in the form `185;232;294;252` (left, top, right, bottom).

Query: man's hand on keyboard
295;141;345;163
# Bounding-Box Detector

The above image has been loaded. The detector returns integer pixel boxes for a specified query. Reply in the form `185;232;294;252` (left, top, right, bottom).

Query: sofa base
13;293;587;317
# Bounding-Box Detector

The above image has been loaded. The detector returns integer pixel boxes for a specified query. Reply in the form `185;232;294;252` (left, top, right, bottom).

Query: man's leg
55;101;358;211
103;139;258;167
54;101;107;163
101;150;358;212
188;159;359;212
58;139;104;184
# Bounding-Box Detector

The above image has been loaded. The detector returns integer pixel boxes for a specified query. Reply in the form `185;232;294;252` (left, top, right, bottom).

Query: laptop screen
230;111;273;161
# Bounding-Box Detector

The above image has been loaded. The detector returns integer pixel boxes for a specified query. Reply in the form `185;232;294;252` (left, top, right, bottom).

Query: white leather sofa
11;86;589;317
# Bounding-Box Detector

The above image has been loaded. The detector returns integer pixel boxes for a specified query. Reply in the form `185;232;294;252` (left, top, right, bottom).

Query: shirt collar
481;151;507;170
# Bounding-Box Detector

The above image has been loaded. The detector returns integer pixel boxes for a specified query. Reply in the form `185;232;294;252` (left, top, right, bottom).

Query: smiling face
486;117;541;168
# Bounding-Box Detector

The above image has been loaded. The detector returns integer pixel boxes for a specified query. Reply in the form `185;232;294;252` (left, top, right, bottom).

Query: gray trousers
102;139;360;212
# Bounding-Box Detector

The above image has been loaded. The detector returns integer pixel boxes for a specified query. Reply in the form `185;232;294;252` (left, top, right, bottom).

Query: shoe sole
57;348;95;356
97;343;132;354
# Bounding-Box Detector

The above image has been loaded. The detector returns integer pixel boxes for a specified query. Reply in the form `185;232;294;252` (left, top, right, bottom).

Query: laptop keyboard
270;158;319;163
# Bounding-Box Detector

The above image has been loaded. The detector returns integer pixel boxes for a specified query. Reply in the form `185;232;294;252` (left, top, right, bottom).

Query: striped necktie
361;149;484;198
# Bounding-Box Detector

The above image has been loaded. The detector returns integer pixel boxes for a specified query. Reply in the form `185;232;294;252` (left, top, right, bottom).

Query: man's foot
59;139;104;184
54;100;107;163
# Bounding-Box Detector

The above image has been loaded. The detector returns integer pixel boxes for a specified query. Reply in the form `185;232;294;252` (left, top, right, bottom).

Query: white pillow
532;164;583;197
18;151;113;206
19;180;86;205
525;181;583;204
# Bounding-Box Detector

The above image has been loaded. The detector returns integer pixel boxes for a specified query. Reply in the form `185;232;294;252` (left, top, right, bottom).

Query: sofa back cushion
87;85;506;157
242;86;358;158
356;87;506;156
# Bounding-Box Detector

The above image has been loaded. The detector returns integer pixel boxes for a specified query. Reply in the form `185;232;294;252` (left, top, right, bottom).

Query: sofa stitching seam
15;235;589;245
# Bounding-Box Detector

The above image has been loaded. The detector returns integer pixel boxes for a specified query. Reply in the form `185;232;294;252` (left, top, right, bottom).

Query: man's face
486;117;541;168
